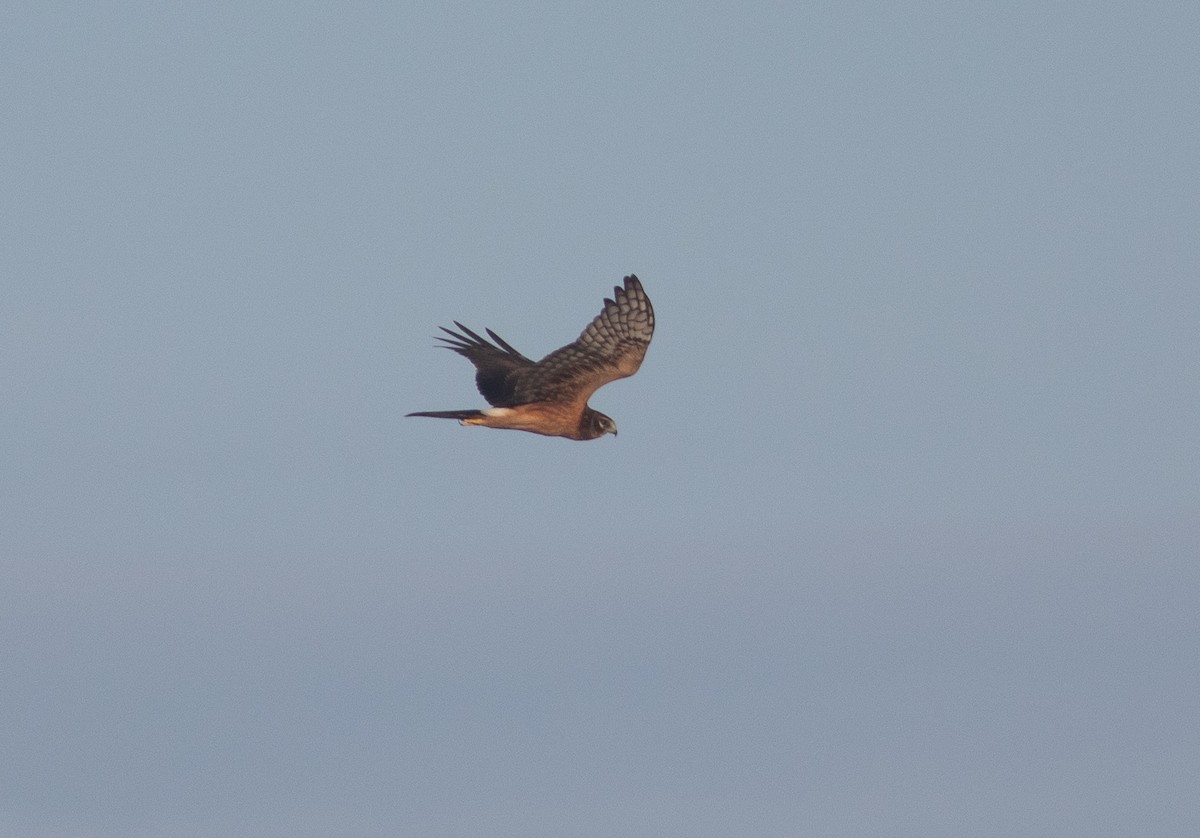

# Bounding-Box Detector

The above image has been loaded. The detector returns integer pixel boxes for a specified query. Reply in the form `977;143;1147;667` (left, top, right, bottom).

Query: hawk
407;275;654;440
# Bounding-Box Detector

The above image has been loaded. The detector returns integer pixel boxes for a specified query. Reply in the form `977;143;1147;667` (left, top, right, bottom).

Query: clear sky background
3;3;1198;836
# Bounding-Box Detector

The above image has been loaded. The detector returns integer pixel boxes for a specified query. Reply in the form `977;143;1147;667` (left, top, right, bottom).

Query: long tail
406;409;484;421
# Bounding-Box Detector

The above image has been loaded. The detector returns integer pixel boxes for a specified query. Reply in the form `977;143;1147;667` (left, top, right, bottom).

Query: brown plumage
407;275;655;440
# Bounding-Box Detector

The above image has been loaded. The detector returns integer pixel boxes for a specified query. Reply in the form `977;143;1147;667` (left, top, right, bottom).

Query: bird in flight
407;275;654;440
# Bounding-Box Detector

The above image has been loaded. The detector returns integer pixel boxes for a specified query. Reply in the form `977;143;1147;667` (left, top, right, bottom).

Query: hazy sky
3;3;1198;836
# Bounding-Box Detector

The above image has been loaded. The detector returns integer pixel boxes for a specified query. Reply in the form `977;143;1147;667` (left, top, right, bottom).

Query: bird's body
407;275;654;440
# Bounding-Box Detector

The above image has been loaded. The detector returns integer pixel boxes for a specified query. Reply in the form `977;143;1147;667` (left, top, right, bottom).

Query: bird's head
580;408;618;439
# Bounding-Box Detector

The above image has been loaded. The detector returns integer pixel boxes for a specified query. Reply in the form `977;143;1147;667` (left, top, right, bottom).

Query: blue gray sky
3;3;1198;836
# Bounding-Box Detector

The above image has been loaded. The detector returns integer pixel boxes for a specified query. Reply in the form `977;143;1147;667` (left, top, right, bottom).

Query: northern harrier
407;275;654;440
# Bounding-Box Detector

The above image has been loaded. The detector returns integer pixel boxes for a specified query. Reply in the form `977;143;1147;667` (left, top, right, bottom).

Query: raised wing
434;321;535;406
511;275;655;407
